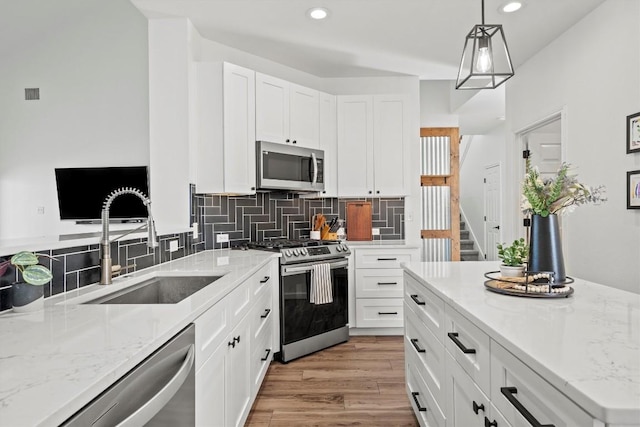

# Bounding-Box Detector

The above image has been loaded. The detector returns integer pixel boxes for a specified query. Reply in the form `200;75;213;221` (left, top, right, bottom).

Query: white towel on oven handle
310;263;333;305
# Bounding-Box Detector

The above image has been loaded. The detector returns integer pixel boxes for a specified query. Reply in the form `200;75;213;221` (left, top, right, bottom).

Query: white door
255;73;289;144
289;83;319;148
337;95;374;197
484;164;501;261
373;94;409;196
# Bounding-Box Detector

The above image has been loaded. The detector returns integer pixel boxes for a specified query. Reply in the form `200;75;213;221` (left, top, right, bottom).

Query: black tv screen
55;166;150;220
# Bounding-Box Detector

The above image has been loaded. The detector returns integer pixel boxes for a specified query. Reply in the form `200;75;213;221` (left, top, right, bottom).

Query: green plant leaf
22;265;53;286
10;251;39;266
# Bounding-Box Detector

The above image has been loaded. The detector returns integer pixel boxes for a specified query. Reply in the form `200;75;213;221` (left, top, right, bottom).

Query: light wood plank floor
246;336;419;427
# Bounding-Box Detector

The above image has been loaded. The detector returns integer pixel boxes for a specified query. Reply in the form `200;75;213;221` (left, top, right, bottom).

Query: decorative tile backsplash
192;192;405;249
0;189;404;312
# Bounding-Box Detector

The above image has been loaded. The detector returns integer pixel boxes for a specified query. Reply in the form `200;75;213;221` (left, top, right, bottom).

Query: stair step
460;230;470;239
460;249;480;262
460;240;475;250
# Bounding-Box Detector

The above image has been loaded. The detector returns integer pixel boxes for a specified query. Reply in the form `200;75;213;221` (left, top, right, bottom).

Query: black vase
528;214;566;284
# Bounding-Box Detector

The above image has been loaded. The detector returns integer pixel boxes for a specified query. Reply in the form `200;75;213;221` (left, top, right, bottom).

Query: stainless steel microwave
256;141;325;192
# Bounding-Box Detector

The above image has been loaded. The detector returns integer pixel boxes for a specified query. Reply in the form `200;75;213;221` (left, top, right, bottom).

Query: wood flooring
246;336;419;427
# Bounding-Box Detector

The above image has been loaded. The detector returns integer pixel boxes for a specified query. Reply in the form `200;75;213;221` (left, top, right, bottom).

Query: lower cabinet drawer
355;298;404;328
250;321;273;395
355;268;404;298
404;273;446;344
444;305;491;396
491;343;594;427
406;349;446;427
250;262;274;300
404;308;446;406
252;288;273;340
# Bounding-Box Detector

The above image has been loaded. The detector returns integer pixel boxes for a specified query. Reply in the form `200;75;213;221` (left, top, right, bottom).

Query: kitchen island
0;249;279;427
402;261;640;426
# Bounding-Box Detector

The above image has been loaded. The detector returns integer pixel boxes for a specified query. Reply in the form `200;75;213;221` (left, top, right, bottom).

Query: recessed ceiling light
308;7;329;20
500;1;523;13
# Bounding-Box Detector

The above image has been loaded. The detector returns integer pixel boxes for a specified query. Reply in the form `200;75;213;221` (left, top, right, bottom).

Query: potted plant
10;251;54;313
497;238;528;277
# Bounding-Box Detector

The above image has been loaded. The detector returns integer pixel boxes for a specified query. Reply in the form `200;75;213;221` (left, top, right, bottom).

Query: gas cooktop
244;239;350;264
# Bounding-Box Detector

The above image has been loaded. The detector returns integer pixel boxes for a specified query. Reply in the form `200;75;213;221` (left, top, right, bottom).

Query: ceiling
131;0;606;80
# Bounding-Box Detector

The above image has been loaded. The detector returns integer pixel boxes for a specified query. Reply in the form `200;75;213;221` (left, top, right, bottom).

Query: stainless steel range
246;239;350;362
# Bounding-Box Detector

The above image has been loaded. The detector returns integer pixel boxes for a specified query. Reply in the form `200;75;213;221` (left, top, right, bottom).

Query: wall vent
25;88;40;100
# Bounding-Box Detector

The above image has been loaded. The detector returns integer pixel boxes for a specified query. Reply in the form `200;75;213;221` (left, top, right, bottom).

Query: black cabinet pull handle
473;400;485;414
484;418;498;427
447;332;476;354
377;282;398;285
376;190;380;194
411;391;427;412
368;190;372;194
260;308;271;319
378;311;398;315
377;257;397;261
260;276;270;284
251;187;256;191
261;348;272;362
286;139;290;143
410;294;426;305
228;336;240;348
292;140;297;144
410;338;426;353
500;387;555;427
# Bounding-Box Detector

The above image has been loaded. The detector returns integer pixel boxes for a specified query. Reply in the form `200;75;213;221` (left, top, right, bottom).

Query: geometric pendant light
456;0;515;90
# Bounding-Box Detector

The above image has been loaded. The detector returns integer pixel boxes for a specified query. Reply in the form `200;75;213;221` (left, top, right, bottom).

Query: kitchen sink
83;275;223;304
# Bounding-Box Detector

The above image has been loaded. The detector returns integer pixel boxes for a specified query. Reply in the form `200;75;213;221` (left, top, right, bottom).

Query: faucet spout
100;187;158;285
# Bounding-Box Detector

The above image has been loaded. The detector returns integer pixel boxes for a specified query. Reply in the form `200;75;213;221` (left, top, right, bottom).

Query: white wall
0;0;149;240
460;125;506;256
504;0;640;293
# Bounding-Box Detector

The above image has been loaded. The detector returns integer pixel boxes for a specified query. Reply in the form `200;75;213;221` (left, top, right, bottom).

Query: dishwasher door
62;324;195;427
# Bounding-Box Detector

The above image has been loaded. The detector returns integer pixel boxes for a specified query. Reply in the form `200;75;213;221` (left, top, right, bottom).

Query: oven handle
282;259;348;276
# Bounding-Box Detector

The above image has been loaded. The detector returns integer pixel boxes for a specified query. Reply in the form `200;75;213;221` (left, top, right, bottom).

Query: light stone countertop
0;249;279;427
402;260;640;425
345;240;419;249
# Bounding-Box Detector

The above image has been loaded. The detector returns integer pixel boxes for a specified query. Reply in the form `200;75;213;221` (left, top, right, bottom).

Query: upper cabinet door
255;73;289;144
337;95;374;197
289;83;319;148
373;94;410;196
319;92;337;197
223;63;257;194
196;62;256;195
256;73;320;149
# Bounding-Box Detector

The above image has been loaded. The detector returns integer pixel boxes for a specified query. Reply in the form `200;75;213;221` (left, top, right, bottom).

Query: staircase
460;220;481;261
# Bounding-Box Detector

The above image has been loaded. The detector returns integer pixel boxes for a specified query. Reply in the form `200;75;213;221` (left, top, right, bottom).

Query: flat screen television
55;166;150;221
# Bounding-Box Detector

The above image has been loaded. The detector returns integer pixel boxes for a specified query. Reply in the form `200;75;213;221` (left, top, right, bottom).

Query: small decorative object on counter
484;271;574;298
496;238;527;277
10;251;55;313
522;159;606;284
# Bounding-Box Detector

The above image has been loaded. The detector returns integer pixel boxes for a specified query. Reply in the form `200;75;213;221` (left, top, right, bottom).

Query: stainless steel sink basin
83;275;222;304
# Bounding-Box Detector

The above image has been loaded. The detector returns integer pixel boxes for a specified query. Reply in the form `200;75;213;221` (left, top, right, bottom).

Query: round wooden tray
483;271;574;298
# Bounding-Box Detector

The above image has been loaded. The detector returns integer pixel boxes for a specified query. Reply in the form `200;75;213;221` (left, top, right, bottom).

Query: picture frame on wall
628;170;640;209
627;112;640;153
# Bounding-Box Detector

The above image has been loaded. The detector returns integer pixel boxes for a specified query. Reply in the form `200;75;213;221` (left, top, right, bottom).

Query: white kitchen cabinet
491;343;596;427
196;62;256;194
405;344;446;427
195;259;278;427
353;247;419;329
255;73;319;148
337;94;410;197
404;269;605;427
318;91;338;197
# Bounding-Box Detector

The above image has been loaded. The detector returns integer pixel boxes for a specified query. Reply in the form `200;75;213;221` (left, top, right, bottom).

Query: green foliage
10;251;55;286
496;238;528;266
521;158;607;217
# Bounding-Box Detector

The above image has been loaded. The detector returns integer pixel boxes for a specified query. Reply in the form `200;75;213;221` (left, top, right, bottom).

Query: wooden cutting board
346;201;372;241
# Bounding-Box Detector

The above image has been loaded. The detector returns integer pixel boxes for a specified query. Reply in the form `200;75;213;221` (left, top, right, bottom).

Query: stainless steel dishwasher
62;324;195;427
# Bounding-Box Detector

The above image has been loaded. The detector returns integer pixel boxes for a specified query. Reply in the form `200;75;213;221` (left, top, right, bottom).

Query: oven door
280;259;348;346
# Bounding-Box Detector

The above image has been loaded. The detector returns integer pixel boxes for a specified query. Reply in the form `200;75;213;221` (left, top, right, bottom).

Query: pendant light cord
481;0;485;26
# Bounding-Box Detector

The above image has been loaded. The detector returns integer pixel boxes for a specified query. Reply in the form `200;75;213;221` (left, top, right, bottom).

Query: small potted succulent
10;251;54;312
497;238;528;277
